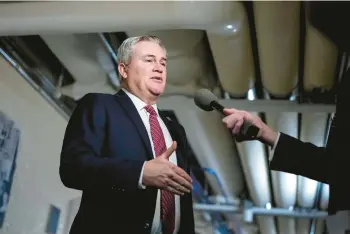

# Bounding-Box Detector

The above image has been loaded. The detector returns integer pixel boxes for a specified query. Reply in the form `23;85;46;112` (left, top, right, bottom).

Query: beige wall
0;56;81;234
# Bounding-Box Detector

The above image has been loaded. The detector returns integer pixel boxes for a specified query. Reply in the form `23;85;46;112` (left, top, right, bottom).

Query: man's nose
153;63;163;73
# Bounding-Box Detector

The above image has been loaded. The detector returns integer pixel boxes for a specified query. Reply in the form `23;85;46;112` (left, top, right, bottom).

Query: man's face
122;41;167;100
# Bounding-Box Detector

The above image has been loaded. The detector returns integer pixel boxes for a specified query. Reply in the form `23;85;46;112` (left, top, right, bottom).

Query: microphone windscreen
194;89;218;111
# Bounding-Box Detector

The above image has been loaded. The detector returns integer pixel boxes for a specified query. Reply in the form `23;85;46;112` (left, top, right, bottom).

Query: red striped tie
145;105;175;234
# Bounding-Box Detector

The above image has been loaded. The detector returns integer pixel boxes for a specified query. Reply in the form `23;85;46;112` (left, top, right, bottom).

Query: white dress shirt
122;88;181;234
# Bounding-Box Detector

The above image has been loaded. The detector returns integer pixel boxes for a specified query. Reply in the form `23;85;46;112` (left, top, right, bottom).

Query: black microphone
194;89;259;140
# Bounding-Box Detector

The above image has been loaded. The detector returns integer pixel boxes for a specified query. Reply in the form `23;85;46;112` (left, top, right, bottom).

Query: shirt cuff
269;132;281;161
138;162;147;189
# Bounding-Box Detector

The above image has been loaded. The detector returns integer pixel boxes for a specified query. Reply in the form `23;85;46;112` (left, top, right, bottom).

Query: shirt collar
122;88;159;115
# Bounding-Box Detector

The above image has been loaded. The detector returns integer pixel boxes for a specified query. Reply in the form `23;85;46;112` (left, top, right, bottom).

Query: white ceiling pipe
236;112;277;234
297;113;328;234
303;13;338;92
253;2;300;97
207;2;254;96
266;112;298;234
174;109;245;200
0;2;252;35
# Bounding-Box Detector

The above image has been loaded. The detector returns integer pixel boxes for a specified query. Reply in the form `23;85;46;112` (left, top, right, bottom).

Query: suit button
144;223;150;229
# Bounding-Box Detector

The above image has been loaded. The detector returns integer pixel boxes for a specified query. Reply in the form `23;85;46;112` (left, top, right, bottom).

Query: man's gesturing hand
142;141;193;196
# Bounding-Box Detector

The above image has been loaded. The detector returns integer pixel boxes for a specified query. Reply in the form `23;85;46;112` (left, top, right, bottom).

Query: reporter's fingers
232;118;244;134
222;114;242;129
223;108;237;115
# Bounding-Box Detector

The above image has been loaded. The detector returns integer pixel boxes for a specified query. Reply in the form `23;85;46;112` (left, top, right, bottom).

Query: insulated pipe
207;1;254;96
303;13;338;92
235;112;277;234
266;112;298;234
173;109;245;200
297;113;328;234
253;2;300;97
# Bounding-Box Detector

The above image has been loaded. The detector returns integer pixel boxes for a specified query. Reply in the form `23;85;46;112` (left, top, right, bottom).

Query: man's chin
149;88;164;97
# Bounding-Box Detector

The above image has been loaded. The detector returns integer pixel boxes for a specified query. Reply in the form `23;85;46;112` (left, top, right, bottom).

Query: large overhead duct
0;1;255;35
207;2;255;97
253;2;300;97
303;15;338;92
174;109;245;201
41;34;116;100
266;112;298;234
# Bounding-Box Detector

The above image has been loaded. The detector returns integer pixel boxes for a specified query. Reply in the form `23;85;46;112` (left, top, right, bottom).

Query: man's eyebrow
143;54;167;62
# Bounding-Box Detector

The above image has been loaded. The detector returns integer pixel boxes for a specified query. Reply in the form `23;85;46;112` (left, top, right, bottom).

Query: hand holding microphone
194;89;277;144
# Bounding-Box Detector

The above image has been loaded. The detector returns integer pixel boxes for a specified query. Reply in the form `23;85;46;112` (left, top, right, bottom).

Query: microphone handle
211;101;259;140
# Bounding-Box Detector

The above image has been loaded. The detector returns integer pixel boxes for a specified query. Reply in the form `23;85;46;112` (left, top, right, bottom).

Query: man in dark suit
221;2;350;233
59;35;194;234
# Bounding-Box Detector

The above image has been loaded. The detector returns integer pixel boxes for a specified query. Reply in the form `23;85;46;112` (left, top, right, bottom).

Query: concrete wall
0;56;81;234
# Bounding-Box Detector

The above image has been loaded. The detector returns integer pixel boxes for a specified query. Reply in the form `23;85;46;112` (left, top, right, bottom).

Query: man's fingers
166;178;190;195
165;186;184;196
172;167;193;188
162;141;177;159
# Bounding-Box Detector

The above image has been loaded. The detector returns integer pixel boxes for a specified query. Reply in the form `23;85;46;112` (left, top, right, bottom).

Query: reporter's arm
59;93;144;191
269;133;329;184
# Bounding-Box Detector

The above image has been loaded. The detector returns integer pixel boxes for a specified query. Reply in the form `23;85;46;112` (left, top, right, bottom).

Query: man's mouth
151;76;163;82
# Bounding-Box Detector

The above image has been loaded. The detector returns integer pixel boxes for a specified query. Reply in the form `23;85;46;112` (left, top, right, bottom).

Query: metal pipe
98;33;120;88
98;33;118;62
193;203;328;219
193;203;240;213
250;207;328;219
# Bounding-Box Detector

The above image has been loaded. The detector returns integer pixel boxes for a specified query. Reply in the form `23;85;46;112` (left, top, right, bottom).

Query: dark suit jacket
59;89;195;234
270;69;350;215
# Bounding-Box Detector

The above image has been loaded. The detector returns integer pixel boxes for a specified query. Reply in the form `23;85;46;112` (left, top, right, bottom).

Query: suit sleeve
269;132;329;184
59;93;144;191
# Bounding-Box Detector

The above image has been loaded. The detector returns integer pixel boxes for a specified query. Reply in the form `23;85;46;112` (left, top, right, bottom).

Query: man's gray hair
117;35;166;80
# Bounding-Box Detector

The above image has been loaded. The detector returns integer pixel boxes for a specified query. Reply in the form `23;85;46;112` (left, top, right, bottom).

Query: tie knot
145;105;157;116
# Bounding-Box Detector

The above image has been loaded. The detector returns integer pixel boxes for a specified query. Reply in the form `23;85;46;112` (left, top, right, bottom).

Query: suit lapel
115;89;153;160
158;110;187;170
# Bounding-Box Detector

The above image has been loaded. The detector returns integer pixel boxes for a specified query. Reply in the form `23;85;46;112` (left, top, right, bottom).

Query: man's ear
118;63;128;79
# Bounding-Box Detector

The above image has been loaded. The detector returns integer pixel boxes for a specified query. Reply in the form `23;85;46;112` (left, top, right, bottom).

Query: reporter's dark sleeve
269;133;329;184
59;93;144;191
